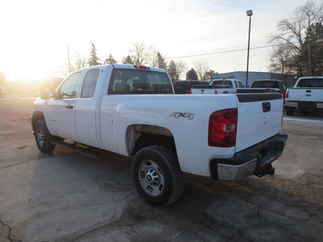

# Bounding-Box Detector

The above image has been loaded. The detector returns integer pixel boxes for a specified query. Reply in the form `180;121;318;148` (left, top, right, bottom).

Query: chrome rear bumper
210;134;288;181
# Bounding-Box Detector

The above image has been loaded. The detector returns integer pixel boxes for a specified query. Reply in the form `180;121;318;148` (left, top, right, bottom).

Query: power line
167;44;280;59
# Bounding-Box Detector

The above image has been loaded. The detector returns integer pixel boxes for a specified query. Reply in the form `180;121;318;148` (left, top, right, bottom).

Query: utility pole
306;17;313;75
246;10;253;87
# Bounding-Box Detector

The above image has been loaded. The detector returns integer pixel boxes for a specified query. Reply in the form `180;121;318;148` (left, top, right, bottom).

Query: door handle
65;105;74;109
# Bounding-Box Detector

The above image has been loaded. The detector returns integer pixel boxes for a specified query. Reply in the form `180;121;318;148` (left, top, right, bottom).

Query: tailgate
289;88;323;102
235;93;283;152
191;87;216;94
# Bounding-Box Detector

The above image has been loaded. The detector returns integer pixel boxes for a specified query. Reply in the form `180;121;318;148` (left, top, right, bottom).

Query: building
212;71;296;87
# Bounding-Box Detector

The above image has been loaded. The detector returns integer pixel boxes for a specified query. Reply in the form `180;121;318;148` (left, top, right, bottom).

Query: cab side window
59;72;82;98
81;69;100;98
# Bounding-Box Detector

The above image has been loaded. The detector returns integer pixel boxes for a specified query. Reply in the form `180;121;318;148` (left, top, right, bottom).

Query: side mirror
40;89;51;99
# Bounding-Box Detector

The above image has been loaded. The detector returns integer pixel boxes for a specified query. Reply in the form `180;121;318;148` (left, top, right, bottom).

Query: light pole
246;10;253;87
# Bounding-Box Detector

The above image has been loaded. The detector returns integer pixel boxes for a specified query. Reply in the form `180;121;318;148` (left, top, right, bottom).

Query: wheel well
127;125;177;156
31;111;44;131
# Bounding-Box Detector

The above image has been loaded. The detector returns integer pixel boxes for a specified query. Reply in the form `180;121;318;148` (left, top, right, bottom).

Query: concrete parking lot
1;97;323;242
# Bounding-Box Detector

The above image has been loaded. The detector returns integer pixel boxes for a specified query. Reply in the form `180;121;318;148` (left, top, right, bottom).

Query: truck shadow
22;147;323;242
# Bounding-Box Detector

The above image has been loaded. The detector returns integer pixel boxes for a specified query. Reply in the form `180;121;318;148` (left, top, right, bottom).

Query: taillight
284;89;289;99
188;89;192;94
208;109;238;147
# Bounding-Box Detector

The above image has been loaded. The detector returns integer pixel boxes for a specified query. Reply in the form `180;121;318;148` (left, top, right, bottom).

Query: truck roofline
110;64;167;73
297;76;323;80
67;64;168;74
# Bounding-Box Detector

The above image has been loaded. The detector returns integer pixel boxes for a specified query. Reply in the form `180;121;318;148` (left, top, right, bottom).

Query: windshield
297;78;323;88
109;69;173;94
252;81;280;88
210;80;233;88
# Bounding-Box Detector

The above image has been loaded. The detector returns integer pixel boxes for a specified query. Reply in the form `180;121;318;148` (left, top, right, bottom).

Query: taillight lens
208;109;238;147
284;89;289;99
188;89;192;94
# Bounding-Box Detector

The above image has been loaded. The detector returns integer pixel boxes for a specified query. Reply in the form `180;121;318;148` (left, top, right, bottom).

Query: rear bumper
210;134;288;180
285;101;323;109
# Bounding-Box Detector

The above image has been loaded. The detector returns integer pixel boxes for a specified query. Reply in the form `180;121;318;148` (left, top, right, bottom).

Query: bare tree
175;61;187;79
74;58;87;71
146;46;159;67
270;1;323;75
130;42;147;65
194;63;211;80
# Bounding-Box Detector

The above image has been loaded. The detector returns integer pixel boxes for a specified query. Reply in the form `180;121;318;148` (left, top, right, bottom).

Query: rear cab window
296;78;323;88
108;68;173;94
210;80;233;88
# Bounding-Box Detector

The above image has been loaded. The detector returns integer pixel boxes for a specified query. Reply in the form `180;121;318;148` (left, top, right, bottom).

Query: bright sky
0;0;307;81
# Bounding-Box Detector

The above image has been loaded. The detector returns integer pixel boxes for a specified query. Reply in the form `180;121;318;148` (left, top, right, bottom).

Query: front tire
34;116;55;154
132;145;184;206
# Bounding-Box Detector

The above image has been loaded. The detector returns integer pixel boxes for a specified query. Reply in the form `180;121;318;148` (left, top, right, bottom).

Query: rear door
235;93;283;151
74;68;101;147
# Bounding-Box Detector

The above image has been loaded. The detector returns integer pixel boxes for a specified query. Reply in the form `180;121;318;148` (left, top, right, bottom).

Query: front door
46;72;83;140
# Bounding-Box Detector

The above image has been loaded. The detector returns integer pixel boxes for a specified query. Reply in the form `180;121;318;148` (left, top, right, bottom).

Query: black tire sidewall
35;117;55;154
132;146;177;205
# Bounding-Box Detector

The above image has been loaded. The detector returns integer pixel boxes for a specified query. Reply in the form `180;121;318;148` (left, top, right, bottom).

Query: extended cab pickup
191;79;244;94
285;76;323;115
32;64;287;205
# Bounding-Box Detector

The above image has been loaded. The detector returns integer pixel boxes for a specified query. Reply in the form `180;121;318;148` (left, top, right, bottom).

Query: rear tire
34;116;55;154
132;145;184;206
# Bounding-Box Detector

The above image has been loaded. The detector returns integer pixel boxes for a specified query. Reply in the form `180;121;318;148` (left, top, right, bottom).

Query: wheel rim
138;160;165;197
35;120;46;147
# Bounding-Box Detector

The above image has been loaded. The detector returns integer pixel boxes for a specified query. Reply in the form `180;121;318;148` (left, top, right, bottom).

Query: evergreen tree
168;60;178;80
156;52;167;69
186;68;198;80
104;54;117;64
88;43;100;66
122;55;134;64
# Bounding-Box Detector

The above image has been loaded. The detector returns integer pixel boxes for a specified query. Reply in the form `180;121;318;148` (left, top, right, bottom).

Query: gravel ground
0;97;322;242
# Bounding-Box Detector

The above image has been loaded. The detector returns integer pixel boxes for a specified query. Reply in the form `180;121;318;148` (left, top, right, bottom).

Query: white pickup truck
285;76;323;115
191;79;244;94
32;64;287;205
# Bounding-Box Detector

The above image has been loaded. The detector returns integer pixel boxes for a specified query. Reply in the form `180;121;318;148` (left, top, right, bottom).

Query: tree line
271;1;323;76
70;42;216;81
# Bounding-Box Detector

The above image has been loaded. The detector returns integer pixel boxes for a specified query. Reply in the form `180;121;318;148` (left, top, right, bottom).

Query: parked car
285;76;323;115
32;64;287;205
191;79;244;94
251;79;286;94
